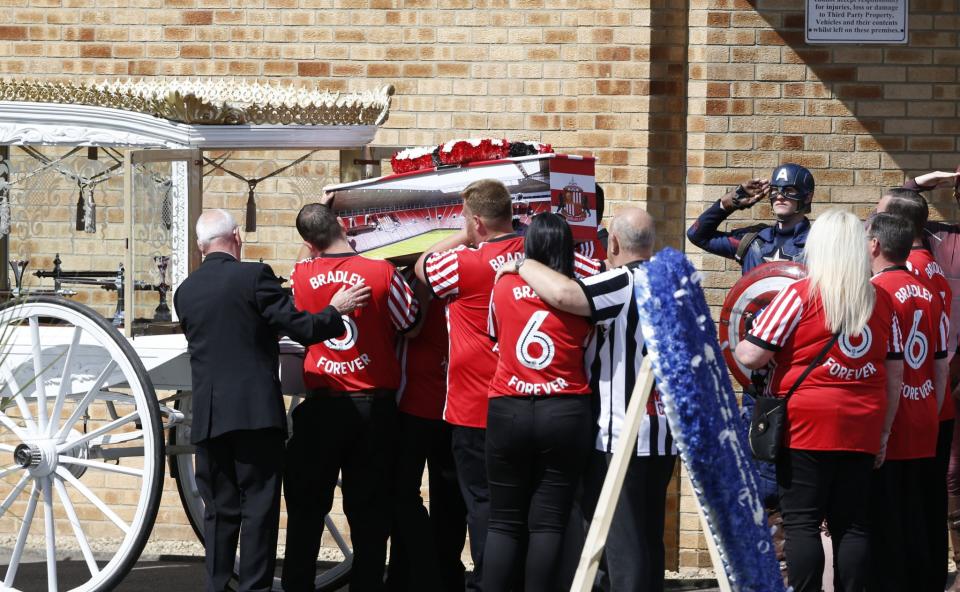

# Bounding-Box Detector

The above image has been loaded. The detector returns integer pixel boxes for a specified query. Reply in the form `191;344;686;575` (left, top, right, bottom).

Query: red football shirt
424;234;602;428
488;274;592;398
747;277;901;454
397;293;448;420
292;253;418;392
908;247;954;421
873;267;945;460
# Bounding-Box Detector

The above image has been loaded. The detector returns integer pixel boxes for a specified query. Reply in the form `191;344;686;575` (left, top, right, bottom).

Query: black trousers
581;449;677;592
386;412;467;592
932;419;955;591
482;396;592;592
282;396;397;592
194;428;285;592
868;458;934;592
450;425;490;592
777;449;873;592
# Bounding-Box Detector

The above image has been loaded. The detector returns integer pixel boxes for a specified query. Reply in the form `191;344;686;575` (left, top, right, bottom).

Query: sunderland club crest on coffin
557;177;588;222
719;261;806;388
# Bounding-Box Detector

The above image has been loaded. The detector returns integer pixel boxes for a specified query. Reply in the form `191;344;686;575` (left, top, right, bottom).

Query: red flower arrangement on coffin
390;139;554;174
390;146;439;174
439;138;509;165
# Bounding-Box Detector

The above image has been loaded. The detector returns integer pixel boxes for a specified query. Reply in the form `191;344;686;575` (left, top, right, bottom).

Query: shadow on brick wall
648;0;690;572
745;0;960;219
647;0;691;254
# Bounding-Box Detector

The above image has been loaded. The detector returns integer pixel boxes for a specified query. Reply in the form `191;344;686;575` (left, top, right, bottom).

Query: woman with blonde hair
736;208;903;592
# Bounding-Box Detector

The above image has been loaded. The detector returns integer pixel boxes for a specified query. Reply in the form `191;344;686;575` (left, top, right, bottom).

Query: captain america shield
719;261;806;387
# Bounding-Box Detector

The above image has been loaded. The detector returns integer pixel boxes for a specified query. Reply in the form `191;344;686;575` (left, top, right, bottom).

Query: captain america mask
768;185;807;202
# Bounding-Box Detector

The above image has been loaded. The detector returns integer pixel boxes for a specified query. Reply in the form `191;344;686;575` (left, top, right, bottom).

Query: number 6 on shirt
516;310;556;370
904;309;929;371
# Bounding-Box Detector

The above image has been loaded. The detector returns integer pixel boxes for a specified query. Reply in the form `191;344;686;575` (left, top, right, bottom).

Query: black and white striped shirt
578;262;678;457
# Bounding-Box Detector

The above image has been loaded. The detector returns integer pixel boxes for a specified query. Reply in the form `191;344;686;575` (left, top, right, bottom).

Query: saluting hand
720;178;768;211
331;281;371;314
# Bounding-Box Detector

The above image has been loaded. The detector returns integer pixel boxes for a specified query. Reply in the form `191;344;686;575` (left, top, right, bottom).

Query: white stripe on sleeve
750;286;802;347
940;310;950;354
488;294;498;341
889;310;903;354
388;270;419;331
425;250;462;299
766;295;803;346
573;252;603;279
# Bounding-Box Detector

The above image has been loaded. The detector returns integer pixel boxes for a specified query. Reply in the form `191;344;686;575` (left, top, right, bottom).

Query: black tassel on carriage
245;182;256;231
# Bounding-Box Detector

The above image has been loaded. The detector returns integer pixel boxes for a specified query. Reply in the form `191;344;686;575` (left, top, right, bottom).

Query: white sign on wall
806;0;908;44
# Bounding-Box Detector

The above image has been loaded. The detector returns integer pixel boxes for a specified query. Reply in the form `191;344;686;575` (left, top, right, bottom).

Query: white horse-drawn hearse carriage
0;78;398;592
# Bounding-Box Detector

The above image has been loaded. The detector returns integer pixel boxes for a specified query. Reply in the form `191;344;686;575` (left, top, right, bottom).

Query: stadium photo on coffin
326;153;582;259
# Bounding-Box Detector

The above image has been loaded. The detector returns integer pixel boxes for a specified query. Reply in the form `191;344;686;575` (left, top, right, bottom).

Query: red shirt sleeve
388;269;420;332
746;282;804;351
573;251;604;279
425;247;464;299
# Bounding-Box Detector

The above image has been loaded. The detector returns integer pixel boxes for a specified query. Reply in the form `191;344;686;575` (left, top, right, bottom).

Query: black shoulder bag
748;333;840;462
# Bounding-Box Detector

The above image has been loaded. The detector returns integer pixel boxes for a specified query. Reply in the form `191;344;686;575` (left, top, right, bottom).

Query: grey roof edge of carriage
0;78;394;127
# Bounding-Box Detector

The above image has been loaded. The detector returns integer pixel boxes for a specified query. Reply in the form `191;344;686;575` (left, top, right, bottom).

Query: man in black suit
174;209;371;592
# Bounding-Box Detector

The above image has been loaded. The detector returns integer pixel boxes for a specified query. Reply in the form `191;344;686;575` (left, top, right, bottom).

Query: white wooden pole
571;357;655;592
123;149;133;338
694;492;733;592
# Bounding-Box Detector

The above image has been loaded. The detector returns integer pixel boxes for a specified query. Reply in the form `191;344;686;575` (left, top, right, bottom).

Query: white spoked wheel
0;296;163;592
169;393;353;592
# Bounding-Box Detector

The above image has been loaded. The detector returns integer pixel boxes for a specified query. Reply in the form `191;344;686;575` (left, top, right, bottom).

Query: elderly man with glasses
686;163;815;273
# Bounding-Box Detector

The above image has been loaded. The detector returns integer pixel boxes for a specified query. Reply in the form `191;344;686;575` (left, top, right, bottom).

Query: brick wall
0;0;689;572
682;0;960;570
686;0;960;304
0;0;685;242
2;0;959;578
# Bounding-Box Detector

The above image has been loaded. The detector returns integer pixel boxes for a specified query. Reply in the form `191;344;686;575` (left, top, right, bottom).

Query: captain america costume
688;163;816;507
686;199;810;273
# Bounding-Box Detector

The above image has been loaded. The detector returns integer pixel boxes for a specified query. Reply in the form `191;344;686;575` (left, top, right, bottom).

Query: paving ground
4;557;722;591
12;557;959;591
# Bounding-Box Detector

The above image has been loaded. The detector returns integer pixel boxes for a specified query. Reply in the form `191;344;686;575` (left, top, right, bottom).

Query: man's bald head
610;207;655;260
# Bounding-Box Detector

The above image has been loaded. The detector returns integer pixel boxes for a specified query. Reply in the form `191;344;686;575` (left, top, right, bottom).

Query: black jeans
387;412;467;592
581;449;677;592
194;428;285;592
932;419;954;591
282;396;397;592
868;458;934;592
482;396;592;592
451;424;490;592
777;449;873;592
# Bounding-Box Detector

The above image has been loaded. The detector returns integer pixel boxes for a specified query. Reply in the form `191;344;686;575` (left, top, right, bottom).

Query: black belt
304;388;394;400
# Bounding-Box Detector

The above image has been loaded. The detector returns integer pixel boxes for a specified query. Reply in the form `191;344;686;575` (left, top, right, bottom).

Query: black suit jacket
174;252;345;443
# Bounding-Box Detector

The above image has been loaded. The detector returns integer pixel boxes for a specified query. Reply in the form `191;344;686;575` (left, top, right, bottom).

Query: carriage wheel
0;296;164;592
169;393;354;591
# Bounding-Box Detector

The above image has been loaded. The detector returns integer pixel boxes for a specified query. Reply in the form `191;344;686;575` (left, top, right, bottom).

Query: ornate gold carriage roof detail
0;78;394;126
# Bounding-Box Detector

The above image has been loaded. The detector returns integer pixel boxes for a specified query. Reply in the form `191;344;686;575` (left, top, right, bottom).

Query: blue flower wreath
634;248;784;592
